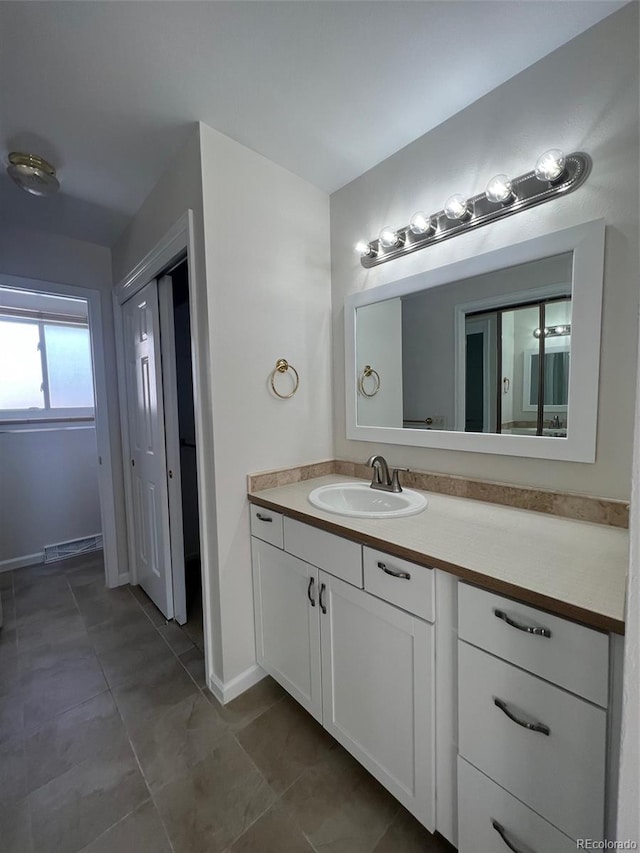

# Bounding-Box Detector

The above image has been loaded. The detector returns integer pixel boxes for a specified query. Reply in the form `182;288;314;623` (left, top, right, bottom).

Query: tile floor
0;552;455;853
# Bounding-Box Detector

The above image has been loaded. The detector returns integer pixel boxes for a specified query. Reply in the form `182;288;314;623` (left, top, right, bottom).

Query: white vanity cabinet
250;516;436;830
457;583;611;852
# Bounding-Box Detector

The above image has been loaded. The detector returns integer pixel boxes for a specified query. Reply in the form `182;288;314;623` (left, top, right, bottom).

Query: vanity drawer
363;547;434;622
458;583;609;706
284;518;363;588
458;641;606;842
457;757;576;853
250;505;284;549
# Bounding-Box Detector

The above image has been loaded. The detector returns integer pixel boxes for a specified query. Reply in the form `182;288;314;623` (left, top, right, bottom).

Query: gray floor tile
158;621;195;655
142;601;169;627
28;738;148;853
0;570;14;591
94;627;175;689
74;582;140;628
112;654;199;728
0;736;28;805
154;733;276;853
21;655;107;730
179;646;207;688
77;799;173;853
128;692;227;791
14;577;75;620
0;690;24;746
0;797;32;853
227;801;315;853
237;695;335;794
16;608;87;657
24;691;125;793
372;807;456;853
282;746;400;853
65;562;105;589
206;675;285;730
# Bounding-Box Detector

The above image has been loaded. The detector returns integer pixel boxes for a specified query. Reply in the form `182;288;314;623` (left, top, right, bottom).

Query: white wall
199;124;332;683
0;426;101;568
330;3;639;500
0;226;125;573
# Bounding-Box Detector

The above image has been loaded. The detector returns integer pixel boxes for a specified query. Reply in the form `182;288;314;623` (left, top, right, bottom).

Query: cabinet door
319;570;435;829
252;538;322;722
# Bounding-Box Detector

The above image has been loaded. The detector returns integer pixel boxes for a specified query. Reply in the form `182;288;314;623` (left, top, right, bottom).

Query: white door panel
123;280;174;618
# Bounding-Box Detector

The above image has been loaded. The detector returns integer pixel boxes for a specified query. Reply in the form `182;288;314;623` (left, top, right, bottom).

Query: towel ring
270;358;299;399
358;365;381;397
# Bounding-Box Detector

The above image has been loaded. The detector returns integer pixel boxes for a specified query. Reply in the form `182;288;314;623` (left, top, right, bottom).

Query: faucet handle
390;467;409;492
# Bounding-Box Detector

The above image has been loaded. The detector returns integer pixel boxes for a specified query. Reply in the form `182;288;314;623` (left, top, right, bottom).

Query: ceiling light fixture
357;150;590;268
533;324;571;339
6;152;60;197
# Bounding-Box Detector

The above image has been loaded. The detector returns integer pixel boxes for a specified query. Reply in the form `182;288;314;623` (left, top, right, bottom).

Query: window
0;316;95;420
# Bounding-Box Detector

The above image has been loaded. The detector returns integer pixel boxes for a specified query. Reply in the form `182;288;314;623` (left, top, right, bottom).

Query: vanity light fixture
534;149;566;183
444;194;472;222
357;149;590;268
533;324;571;339
378;226;404;250
485;174;515;205
409;211;435;236
355;240;376;257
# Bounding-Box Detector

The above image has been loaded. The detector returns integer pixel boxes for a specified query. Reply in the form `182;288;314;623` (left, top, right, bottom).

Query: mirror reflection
356;252;573;438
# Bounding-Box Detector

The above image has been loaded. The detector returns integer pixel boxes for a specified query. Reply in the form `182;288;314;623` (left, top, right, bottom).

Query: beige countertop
248;475;629;634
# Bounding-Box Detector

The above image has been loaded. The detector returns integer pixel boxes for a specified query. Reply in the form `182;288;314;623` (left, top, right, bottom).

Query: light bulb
355;240;373;256
485;174;515;204
409;211;434;235
535;149;566;182
444;194;471;221
534;328;542;338
378;226;402;249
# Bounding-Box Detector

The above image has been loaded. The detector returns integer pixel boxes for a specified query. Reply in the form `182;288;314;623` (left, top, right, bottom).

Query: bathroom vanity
247;474;627;851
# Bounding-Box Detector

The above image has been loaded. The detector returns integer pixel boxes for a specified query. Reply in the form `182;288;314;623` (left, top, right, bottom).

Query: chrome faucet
549;415;562;429
366;455;409;493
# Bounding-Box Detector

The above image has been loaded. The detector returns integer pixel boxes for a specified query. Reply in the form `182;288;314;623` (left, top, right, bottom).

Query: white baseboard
208;663;266;705
0;552;44;573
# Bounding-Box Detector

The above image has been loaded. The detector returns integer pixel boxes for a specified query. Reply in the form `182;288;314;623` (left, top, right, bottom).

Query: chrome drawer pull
377;561;411;580
491;819;528;853
307;577;315;607
255;513;273;523
494;697;550;736
494;608;551;638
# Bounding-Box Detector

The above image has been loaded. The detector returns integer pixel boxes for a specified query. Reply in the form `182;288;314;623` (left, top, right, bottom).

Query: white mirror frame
345;219;605;462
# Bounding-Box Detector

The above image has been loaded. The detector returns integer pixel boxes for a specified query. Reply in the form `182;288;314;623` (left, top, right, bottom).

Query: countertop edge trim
247;492;625;636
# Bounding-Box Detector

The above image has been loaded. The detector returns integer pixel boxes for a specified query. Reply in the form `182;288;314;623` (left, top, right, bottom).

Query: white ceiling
0;1;629;247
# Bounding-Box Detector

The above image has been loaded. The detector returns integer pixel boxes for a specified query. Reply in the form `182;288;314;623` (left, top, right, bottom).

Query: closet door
123;279;174;619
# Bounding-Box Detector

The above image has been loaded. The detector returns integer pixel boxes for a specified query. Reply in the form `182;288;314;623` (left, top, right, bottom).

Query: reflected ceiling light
534;149;566;183
6;152;60;197
485;174;515;205
378;226;403;249
444;194;472;222
357;150;590;268
409;211;435;235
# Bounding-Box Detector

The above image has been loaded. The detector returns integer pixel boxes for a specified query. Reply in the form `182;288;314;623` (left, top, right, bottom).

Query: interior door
122;280;174;618
158;274;187;625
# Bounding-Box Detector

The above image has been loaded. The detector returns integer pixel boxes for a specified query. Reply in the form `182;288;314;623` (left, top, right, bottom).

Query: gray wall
330;4;639;500
0;226;123;569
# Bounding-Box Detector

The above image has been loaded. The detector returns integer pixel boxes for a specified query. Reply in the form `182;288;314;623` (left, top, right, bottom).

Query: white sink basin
308;482;427;519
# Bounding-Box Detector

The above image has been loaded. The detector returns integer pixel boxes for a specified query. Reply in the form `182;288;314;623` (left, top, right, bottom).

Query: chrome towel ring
358;365;381;397
270;358;299;399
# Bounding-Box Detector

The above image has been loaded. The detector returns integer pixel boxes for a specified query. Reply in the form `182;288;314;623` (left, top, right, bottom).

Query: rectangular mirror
345;220;605;461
